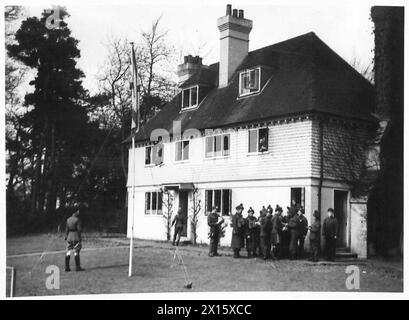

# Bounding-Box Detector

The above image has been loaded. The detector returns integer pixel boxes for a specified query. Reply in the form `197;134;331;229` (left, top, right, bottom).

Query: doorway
333;190;349;248
179;191;189;237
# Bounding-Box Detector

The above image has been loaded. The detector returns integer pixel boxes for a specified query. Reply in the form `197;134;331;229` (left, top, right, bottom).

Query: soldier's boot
65;255;71;272
75;254;85;271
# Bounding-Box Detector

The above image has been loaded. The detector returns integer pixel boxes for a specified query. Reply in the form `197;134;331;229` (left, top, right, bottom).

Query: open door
179;191;189;237
334;190;349;248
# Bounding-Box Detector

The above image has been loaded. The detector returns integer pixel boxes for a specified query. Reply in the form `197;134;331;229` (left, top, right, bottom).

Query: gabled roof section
128;32;375;143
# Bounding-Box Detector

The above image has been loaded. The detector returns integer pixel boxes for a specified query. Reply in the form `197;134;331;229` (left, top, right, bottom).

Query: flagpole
129;42;138;277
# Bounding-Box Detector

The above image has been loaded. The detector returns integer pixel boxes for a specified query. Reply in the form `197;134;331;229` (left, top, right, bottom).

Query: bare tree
189;186;202;245
162;189;174;241
138;16;175;97
97;36;132;178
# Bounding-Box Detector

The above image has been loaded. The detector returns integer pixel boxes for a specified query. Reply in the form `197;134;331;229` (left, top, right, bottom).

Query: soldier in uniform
287;206;299;260
308;210;321;262
297;207;309;258
271;205;283;259
323;208;338;261
244;207;258;258
172;208;185;246
208;206;223;257
259;207;273;260
65;210;84;272
231;203;245;258
280;208;290;259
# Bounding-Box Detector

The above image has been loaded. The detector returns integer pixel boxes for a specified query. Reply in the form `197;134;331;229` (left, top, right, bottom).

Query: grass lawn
6;233;403;297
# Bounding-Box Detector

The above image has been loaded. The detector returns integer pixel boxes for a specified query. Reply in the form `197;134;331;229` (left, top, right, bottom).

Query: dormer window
239;67;260;97
182;85;199;110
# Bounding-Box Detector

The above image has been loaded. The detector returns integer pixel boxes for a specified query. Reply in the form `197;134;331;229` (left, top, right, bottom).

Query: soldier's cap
248;207;254;214
236;203;244;211
313;210;320;219
275;205;283;212
267;205;273;213
287;206;296;215
327;208;334;213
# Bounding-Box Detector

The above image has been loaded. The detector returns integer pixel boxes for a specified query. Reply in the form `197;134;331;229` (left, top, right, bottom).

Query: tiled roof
128;32;375;143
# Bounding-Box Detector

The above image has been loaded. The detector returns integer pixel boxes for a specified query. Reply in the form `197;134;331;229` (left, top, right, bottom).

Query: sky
18;0;376;94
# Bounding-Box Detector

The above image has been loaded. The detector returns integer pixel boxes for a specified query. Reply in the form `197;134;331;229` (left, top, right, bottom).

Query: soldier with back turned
65;210;84;272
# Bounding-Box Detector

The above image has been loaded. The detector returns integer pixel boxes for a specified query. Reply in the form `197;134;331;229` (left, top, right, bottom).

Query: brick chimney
177;55;203;85
217;4;253;88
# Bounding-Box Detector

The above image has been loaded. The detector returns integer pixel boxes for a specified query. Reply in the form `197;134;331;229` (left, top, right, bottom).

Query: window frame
145;143;165;166
239;67;261;97
145;191;163;215
205;189;232;216
248;127;269;154
290;187;305;209
145;146;153;166
181;85;199;110
174;139;190;162
204;133;231;159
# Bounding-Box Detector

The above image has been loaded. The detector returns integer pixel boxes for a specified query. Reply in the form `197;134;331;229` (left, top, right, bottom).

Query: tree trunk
46;118;58;216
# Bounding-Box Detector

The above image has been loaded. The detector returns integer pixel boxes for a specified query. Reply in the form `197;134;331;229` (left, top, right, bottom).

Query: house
126;5;375;258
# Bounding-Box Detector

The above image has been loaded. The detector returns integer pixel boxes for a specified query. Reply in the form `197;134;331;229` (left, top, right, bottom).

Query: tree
137;16;177;120
7;6;88;217
162;189;174;241
368;6;404;257
96;36;132;179
189;186;202;245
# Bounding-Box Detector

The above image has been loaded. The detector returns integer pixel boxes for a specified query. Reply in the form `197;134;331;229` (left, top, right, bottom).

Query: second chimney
217;4;253;88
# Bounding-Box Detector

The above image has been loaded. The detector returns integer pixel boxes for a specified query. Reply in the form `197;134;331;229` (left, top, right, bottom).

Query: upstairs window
248;128;269;153
145;143;164;165
182;85;199;110
239;67;261;97
175;140;190;161
205;134;230;158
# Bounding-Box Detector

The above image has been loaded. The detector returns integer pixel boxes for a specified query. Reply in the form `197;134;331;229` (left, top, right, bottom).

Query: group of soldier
207;201;339;262
64;200;338;272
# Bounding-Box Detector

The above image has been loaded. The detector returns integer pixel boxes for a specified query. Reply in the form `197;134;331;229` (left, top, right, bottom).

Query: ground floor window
205;189;231;216
145;191;163;215
290;187;305;209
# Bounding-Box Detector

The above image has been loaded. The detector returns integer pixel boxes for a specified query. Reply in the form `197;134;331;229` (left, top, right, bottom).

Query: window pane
183;141;189;160
145;192;151;213
182;89;190;109
291;188;302;208
145;146;151;165
191;87;198;106
222;189;230;216
206;190;213;213
258;128;268;152
214;135;222;157
152;192;157;210
175;142;182;161
249;69;259;91
158;192;163;212
240;72;248;95
205;136;213;158
223;134;230;156
249;130;257;153
214;190;221;213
